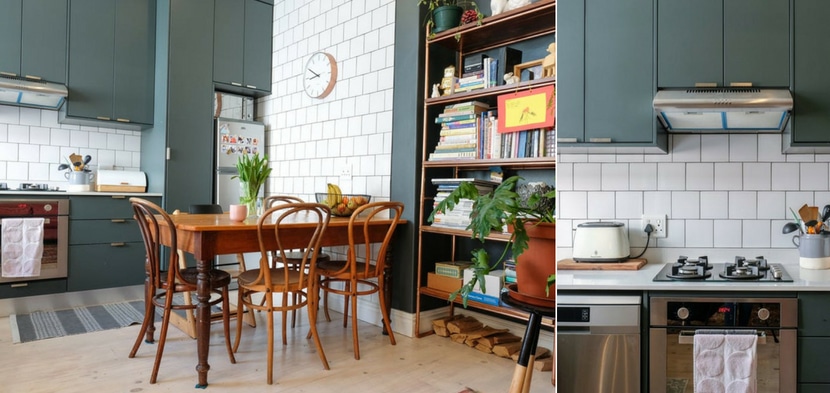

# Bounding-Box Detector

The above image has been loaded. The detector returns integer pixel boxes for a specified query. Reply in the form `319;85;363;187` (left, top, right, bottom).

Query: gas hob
652;256;793;282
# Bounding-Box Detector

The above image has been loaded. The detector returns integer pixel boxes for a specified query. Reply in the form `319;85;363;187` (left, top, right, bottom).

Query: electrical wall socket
339;164;352;181
642;215;667;238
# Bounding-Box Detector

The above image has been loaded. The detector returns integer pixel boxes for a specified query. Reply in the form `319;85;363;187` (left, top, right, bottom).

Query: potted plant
429;175;555;307
419;1;483;34
232;152;272;217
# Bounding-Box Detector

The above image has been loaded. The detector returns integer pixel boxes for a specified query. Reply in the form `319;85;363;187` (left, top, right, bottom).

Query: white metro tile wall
0;105;140;187
556;133;830;260
260;0;395;201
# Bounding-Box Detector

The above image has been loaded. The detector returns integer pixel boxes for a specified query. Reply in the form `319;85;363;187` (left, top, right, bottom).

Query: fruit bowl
315;193;371;217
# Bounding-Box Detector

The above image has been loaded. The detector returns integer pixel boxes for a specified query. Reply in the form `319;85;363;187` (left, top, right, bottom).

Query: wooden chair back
130;197;182;290
342;201;404;279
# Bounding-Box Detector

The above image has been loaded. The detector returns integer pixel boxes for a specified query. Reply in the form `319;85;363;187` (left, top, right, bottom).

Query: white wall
0;105;141;188
556;133;818;263
258;0;396;202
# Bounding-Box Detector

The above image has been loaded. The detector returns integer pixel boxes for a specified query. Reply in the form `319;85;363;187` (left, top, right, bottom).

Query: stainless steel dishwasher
557;295;642;393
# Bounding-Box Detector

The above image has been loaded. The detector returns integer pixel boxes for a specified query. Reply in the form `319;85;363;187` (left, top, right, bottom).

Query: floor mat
667;378;688;393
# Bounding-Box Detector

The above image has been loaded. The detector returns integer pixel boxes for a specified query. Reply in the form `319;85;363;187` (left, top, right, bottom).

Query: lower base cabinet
0;279;67;299
798;292;830;388
67;243;146;292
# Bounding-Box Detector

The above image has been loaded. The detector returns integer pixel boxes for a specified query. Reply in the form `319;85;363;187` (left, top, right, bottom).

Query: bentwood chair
128;198;236;384
316;201;404;360
233;202;331;384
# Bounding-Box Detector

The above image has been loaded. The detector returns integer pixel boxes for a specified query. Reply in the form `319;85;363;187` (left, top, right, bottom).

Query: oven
649;296;797;393
0;199;69;283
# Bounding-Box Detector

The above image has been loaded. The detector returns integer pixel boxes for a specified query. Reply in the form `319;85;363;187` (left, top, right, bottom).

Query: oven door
0;215;68;283
650;327;796;393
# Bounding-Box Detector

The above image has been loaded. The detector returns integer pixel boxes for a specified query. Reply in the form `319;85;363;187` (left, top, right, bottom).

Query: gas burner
734;256;769;271
719;264;763;280
676;255;711;270
17;183;52;191
666;263;711;280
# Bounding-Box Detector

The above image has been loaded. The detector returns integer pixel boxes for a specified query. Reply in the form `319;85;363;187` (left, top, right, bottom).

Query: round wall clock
303;51;338;99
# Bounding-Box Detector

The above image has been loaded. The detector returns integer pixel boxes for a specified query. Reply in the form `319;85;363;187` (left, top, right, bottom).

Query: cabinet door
67;0;115;120
213;0;244;87
68;242;146;291
21;0;68;83
243;0;272;91
790;0;830;145
723;0;789;87
656;0;722;88
0;0;22;77
584;0;654;143
555;0;585;142
113;0;155;124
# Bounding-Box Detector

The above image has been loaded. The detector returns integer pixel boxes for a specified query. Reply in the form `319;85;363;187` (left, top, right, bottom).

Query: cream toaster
572;221;630;262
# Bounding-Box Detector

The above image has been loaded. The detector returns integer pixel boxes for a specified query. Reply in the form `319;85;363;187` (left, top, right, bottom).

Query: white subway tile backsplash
729;191;757;220
672;191;700;219
559;191;587;219
800;162;829;191
573;163;601;190
685;220;713;248
701;134;729;162
757;191;786;219
713;220;742;248
602;163;629;190
700;191;728;219
729;134;757;162
657;163;685;190
0;106;20;124
8;124;29;143
771;219;795;248
742;220;771;248
643;191;672;216
743;162;771;190
18;108;40;126
758;134;786;162
660;218;685;247
18;144;38;162
685;162;713;190
672;134;700;162
587;192;615;219
771;163;800;190
629;163;657;190
713;162;742;190
615;191;643;219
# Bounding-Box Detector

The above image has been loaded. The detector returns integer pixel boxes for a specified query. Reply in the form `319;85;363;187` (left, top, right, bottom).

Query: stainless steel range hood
0;74;67;110
653;87;793;133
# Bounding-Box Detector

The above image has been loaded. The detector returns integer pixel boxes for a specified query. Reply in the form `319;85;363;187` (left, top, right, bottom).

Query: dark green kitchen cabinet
798;292;830;388
0;0;67;83
67;195;159;292
657;0;789;88
213;0;273;95
557;0;667;153
61;0;155;129
784;0;830;152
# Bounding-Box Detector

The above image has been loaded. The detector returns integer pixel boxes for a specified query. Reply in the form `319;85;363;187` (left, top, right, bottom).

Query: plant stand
501;290;556;392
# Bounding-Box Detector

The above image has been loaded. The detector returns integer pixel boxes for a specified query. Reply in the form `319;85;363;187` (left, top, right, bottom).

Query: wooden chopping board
557;258;647;271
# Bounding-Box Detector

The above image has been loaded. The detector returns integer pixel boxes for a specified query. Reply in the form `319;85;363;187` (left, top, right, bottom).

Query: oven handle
678;329;767;345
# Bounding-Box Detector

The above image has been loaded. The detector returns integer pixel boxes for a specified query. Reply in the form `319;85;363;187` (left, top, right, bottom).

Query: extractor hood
653;87;793;132
0;74;67;110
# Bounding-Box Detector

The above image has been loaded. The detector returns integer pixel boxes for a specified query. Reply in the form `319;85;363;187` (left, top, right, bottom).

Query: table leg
382;248;392;335
195;258;211;388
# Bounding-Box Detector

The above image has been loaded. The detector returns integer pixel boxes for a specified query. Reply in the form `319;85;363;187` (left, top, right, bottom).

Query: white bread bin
96;170;147;193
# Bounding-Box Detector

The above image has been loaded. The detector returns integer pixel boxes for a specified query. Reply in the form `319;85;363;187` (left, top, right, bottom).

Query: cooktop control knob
771;267;783;279
758;308;770;321
677;307;690;320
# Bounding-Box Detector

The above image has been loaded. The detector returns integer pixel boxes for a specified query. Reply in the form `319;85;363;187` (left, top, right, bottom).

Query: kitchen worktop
557;261;830;291
0;191;162;197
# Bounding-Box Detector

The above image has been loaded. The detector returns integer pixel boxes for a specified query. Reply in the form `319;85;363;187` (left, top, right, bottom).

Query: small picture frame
513;59;545;82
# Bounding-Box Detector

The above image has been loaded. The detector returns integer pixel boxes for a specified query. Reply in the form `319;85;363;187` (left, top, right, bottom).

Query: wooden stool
500;291;556;393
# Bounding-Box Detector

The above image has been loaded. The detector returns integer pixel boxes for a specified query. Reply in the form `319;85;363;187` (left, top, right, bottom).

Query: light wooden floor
0;295;553;393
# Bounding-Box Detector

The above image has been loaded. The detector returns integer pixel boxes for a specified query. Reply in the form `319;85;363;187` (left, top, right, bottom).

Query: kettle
572;221;630;262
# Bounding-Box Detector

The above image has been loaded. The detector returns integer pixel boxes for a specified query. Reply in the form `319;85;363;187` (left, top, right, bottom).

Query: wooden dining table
156;211;407;388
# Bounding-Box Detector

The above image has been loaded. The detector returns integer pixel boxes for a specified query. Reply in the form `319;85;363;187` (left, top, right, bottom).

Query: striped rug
10;300;146;343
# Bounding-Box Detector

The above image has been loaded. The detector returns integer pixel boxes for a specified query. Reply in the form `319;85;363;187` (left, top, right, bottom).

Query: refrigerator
215;117;265;266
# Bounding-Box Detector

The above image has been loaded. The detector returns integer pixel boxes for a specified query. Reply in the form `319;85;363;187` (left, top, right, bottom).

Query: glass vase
239;181;263;218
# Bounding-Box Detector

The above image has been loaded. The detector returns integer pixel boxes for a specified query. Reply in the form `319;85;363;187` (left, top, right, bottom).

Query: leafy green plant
429;175;555;307
418;0;483;34
232;153;272;208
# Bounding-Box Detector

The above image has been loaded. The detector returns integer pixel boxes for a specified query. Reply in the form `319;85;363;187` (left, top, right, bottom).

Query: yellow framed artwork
497;85;555;133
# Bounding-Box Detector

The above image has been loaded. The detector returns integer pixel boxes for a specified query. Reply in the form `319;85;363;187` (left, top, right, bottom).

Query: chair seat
317;259;372;279
237;268;303;288
179;267;233;288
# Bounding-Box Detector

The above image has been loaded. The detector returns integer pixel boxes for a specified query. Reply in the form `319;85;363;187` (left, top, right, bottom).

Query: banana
326;183;342;207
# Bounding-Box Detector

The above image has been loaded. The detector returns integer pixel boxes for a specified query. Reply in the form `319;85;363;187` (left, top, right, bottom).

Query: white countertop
0;191;162;197
556;262;830;291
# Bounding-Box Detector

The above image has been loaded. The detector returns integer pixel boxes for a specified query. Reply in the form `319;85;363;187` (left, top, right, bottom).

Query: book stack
495;127;555;159
503;259;516;286
456;56;499;93
430;177;499;228
430;101;490;161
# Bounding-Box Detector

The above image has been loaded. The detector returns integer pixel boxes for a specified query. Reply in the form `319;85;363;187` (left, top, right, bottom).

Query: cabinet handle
231;82;242;86
558;138;578;143
694;82;718;88
589;137;612;143
24;74;41;81
97;116;111;121
111;195;126;199
246;85;257;89
110;242;126;247
729;82;753;87
0;71;17;77
10;283;28;288
116;118;130;123
111;219;127;223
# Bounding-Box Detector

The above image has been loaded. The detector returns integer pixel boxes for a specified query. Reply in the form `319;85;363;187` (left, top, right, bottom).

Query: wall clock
303;51;337;99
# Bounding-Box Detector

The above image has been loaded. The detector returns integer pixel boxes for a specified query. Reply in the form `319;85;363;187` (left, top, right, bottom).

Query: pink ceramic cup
229;204;247;222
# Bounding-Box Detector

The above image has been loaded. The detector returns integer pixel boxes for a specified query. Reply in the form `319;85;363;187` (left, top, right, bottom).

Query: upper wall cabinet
657;0;790;88
558;0;667;153
213;0;273;96
0;0;67;83
61;0;155;130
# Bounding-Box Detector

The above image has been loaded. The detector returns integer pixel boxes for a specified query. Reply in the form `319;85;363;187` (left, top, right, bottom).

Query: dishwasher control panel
558;307;590;323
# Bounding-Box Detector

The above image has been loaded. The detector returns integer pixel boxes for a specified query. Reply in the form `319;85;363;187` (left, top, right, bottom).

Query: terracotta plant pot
514;221;555;303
